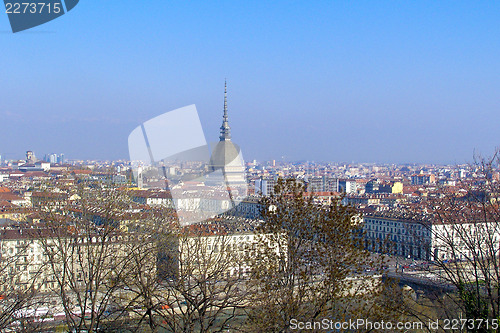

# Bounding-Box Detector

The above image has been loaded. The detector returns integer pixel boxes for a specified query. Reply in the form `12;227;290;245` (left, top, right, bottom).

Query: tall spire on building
219;79;231;141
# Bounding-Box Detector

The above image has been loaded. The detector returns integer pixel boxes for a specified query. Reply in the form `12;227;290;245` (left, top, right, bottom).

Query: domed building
207;81;246;189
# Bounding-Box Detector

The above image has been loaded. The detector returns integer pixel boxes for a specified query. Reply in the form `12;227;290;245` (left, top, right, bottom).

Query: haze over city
4;2;500;331
2;1;500;163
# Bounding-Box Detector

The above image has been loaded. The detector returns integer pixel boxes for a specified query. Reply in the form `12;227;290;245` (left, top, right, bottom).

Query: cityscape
0;88;499;331
3;1;500;332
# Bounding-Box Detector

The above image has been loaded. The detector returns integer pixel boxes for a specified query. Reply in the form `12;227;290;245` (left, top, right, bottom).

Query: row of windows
207;243;257;252
367;219;423;226
205;235;252;244
366;232;424;242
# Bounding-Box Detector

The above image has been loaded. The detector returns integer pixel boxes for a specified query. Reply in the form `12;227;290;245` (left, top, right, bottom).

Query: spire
219;79;231;141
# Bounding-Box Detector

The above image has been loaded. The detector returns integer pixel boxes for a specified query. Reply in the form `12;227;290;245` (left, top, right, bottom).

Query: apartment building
362;213;500;261
0;228;155;294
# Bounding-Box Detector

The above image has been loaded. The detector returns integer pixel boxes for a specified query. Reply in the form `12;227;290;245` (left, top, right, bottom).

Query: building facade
363;214;500;261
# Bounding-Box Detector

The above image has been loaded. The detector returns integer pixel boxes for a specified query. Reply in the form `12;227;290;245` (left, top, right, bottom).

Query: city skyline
2;2;500;163
3;3;500;329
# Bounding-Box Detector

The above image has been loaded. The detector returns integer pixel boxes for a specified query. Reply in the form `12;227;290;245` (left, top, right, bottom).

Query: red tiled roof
23;171;49;177
0;200;14;208
0;228;62;240
31;192;68;199
72;170;92;175
0;193;24;202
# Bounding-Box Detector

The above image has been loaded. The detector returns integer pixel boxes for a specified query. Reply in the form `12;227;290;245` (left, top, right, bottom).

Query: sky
1;1;500;164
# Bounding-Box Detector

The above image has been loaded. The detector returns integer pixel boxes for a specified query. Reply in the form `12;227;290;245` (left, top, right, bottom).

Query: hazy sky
1;1;499;164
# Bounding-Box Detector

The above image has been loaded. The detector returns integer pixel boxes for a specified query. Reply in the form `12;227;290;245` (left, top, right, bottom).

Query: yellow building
391;182;403;194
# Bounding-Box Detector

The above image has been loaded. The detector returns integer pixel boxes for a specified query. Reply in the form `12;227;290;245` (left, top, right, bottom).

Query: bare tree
31;183;148;332
0;229;48;332
127;222;253;333
376;149;500;333
407;150;500;330
108;207;177;333
244;178;399;332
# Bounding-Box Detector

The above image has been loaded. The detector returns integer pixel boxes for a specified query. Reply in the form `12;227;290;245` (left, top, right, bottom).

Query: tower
208;81;246;187
26;151;36;164
219;80;231;141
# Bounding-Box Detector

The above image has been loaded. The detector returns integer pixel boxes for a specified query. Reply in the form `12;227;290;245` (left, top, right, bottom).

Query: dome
208;140;242;172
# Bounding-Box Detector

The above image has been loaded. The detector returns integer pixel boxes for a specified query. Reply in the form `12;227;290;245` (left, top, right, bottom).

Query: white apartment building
362;214;500;261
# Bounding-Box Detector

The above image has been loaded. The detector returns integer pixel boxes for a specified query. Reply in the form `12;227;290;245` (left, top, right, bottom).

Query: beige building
0;228;154;294
177;230;285;279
